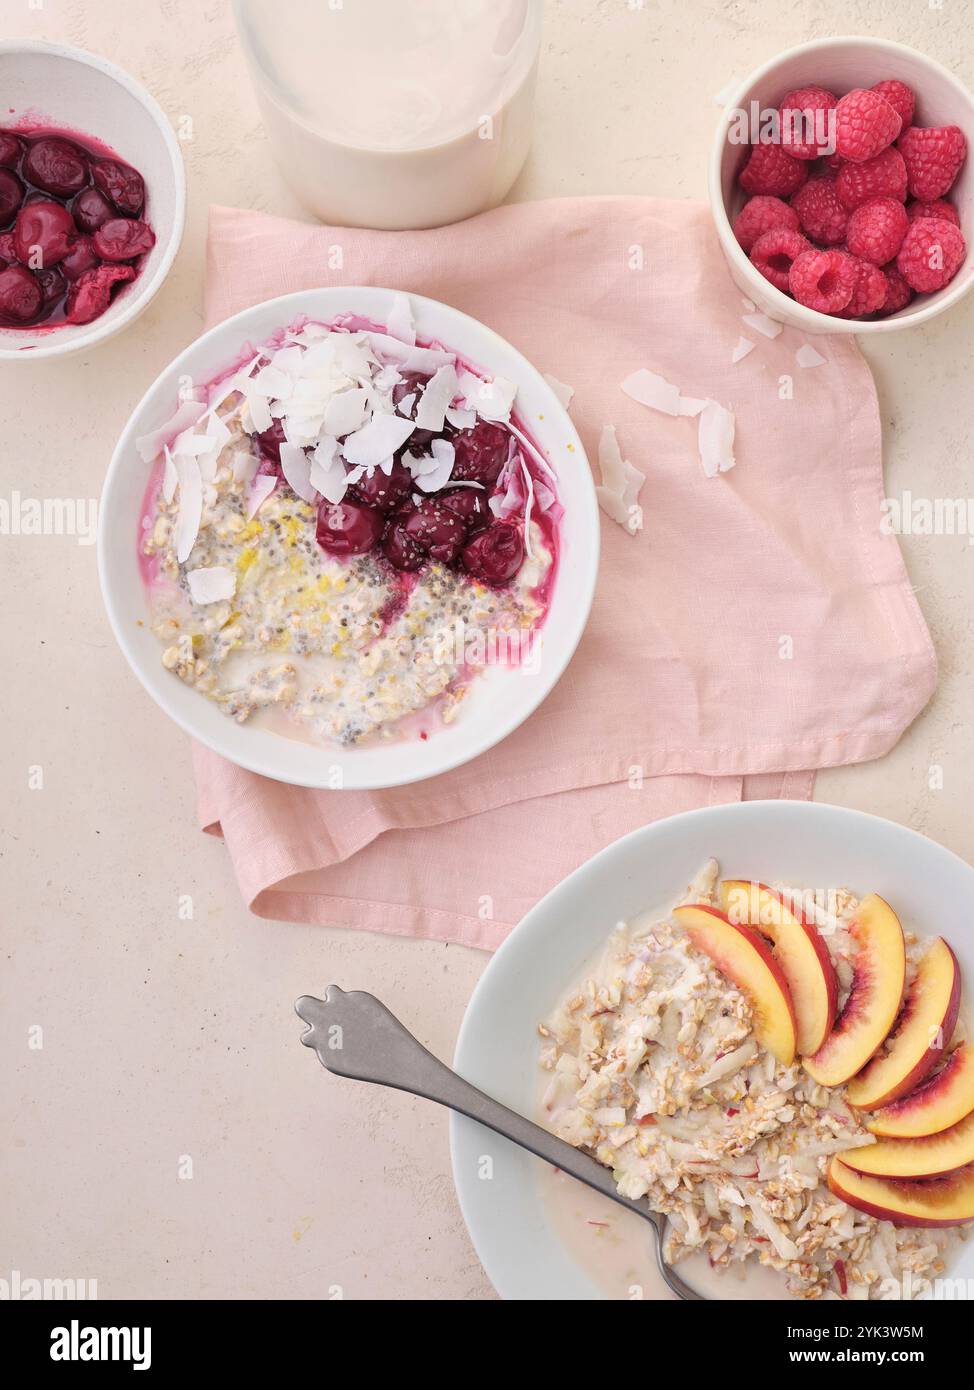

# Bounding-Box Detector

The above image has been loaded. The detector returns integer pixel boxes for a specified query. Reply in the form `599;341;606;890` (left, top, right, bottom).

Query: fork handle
295;986;703;1300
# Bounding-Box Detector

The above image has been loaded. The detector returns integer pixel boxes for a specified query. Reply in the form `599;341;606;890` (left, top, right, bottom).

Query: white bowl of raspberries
0;40;185;360
709;36;973;333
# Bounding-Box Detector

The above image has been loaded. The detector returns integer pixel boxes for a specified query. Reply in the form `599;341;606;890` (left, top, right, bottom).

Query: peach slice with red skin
803;894;905;1087
828;1156;974;1227
846;937;960;1111
838;1106;974;1179
672;903;797;1066
868;1042;974;1139
719;879;838;1056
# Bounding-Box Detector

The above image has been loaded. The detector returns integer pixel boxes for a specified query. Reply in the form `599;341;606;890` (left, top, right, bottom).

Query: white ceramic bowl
0;40;185;360
98;286;600;791
709;36;974;334
451;799;974;1300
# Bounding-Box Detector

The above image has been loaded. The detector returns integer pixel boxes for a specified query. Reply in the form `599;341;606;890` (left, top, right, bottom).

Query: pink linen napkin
193;198;935;949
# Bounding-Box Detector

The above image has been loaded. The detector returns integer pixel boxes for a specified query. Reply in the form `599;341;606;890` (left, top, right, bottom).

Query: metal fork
295;985;703;1300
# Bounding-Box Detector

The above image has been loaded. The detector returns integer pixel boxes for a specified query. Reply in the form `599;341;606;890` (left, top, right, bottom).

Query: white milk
234;0;543;229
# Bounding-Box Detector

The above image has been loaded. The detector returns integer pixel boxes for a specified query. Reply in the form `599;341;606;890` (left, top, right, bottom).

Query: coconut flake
520;457;536;559
365;332;454;373
697;400;736;477
246;473;277;519
797;342;827;368
396;392;417;418
136;400;207;463
596;425;645;532
415;363;459;433
162;445;178;503
187;566;236;606
309;436;348;503
231;446;258;486
323;387;369;438
742;311;783;340
457;369;517;423
621;368;682;416
386;293;416;346
677;395;708;417
173;454;203;563
342;413;415;467
446;405;476;430
732;336;756;364
415;439;456;493
543;373;575;410
279;442;318;504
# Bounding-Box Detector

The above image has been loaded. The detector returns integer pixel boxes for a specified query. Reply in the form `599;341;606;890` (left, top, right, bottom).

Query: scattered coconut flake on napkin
742;311;783;340
621;367;682;416
732;337;756;364
698;401;736;478
596;425;644;533
187;566;236;605
797;343;827;368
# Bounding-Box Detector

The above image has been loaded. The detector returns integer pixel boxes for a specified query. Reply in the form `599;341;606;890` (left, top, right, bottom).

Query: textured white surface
1;0;973;1301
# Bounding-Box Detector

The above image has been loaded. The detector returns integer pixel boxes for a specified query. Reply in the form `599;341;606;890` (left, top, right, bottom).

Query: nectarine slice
839;1106;974;1179
828;1156;974;1227
869;1043;974;1139
846;937;960;1110
804;895;905;1088
720;879;838;1056
672;903;797;1066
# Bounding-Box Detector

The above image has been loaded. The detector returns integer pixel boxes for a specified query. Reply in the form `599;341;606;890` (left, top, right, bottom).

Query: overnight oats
539;862;974;1300
137;295;560;748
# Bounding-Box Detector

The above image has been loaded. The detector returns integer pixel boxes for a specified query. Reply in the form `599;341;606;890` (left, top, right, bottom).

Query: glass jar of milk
233;0;544;229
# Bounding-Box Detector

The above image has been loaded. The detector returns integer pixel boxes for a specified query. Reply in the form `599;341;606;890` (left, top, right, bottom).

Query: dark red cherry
72;185;115;234
392;371;439;446
315;499;384;557
440;487;491;532
0;168;25;227
23;136;89;198
255;418;286;465
461;521;525;584
348;459;413;513
381;514;427;572
451;421;511;484
13;200;76;266
403;499;467;564
0;132;24;169
0;263;42;323
91;158;145;215
64;262;135;324
60;234;99;281
0;231;15;262
92;217;155;261
35;265;66;308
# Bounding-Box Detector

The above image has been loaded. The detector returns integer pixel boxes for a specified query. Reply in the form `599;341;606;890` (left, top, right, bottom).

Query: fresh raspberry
732;195;800;252
895;217;966;292
778;85;838;159
791;177;849;244
879;261;913;314
845;196;909;264
739;143;808;197
789;247;857;312
834;88;902;162
842;256;889;316
870;79;915;131
749;227;810;293
898;125;967;200
906;198;960;227
835;146;907;209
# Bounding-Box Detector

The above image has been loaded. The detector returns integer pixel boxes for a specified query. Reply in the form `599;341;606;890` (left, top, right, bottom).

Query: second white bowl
709;36;974;334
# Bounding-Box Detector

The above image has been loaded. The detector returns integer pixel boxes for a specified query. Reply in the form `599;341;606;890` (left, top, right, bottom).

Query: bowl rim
0;37;186;361
707;34;974;335
97;284;601;790
450;797;974;1299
